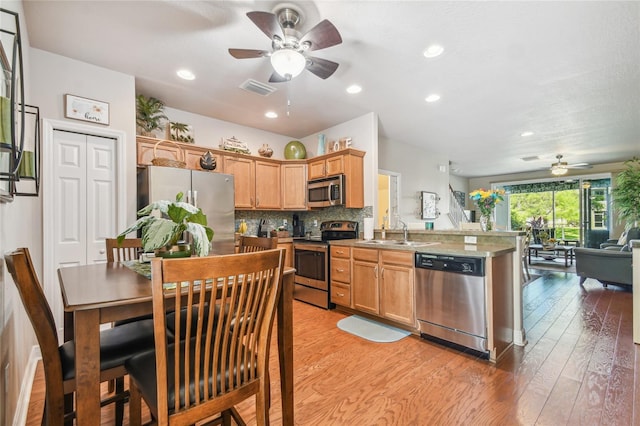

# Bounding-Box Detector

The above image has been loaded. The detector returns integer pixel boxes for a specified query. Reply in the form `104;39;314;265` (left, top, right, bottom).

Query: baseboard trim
13;346;41;426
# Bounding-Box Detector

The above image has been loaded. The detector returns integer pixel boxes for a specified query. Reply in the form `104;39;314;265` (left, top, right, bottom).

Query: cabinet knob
99;249;105;254
336;292;344;297
337;268;344;272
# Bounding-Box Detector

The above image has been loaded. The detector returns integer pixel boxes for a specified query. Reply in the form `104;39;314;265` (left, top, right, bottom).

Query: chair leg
115;377;125;426
63;393;74;426
129;382;142;426
108;378;115;393
255;387;269;426
221;409;233;426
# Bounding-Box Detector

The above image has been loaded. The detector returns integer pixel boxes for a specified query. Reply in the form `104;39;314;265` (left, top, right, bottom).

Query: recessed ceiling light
521;131;534;137
425;94;441;103
176;69;195;80
265;111;278;118
346;84;362;94
423;45;444;58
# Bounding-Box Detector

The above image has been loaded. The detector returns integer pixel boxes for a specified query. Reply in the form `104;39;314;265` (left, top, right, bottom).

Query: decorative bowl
284;140;306;159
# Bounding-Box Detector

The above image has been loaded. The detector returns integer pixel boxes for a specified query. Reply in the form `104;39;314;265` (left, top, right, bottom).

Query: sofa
574;247;633;287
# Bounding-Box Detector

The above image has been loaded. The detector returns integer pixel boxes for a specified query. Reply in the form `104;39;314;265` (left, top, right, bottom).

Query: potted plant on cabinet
118;192;213;257
612;157;640;227
136;94;168;137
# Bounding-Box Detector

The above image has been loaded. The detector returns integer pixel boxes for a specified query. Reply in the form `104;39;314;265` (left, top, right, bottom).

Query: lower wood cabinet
330;246;352;306
348;247;415;327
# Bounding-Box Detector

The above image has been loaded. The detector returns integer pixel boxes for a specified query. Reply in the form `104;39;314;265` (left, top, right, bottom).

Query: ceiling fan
550;154;592;175
228;6;342;83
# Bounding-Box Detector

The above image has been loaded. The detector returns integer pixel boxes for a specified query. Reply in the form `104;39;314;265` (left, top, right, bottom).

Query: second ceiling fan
228;6;342;82
550;154;592;175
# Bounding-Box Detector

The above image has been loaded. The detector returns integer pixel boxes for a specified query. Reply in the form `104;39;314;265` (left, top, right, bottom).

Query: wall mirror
0;8;25;202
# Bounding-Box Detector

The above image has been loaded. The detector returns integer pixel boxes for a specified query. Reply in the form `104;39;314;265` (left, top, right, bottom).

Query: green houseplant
118;192;213;257
612;157;640;226
136;94;168;137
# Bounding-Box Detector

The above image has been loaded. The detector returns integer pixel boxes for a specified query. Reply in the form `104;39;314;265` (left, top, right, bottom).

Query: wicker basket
151;140;186;168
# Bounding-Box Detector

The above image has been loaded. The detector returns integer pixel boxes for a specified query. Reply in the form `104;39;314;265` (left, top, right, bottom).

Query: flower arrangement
470;188;505;231
118;192;213;257
469;188;505;216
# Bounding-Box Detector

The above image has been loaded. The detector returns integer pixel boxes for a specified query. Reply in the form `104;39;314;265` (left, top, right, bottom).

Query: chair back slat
105;238;142;262
150;248;284;423
238;236;277;253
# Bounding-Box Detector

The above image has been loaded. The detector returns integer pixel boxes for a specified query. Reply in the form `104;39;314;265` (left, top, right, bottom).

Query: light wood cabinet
307;150;365;208
330;246;352;307
224;155;255;208
347;247;415;327
255;160;281;209
137;137;225;173
379;250;415;326
281;162;307;210
352;248;379;315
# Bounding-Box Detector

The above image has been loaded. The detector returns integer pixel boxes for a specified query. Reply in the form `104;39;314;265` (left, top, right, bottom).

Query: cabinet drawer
353;247;379;262
380;250;414;267
331;282;351;306
331;246;351;259
331;258;351;283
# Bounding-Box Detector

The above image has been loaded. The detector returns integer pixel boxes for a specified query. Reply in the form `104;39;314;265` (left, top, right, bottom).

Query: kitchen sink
360;240;440;247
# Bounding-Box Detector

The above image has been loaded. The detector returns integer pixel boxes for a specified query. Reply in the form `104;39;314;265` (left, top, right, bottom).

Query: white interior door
53;130;116;266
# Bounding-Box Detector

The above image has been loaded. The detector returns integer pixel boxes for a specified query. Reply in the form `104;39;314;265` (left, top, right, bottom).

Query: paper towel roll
364;217;374;240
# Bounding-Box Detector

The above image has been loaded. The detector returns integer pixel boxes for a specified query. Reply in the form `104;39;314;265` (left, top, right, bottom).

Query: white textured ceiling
22;1;640;177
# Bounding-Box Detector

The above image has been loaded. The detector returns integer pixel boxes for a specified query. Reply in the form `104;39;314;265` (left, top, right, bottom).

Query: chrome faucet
397;218;408;242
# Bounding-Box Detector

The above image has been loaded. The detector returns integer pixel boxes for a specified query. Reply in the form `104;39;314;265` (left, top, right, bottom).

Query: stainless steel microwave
307;175;345;208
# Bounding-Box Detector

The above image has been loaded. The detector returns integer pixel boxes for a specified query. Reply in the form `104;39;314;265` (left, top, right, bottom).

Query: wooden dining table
58;259;295;425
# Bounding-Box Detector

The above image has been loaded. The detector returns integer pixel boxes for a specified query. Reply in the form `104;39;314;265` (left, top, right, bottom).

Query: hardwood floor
26;270;637;425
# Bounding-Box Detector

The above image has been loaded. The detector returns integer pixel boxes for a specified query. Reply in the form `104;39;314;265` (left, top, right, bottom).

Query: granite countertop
330;239;515;258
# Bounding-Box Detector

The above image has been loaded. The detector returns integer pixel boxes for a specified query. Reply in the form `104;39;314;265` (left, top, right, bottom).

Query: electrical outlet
464;235;477;244
313;219;318;227
283;219;287;226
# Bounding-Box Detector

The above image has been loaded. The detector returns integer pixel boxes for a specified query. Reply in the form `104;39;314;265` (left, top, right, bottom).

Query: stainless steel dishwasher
415;252;488;357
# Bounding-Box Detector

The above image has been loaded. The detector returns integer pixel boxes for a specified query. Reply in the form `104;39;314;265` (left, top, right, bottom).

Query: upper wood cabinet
224;155;255;209
308;149;365;208
281;162;307;210
255;160;281;209
137;138;366;210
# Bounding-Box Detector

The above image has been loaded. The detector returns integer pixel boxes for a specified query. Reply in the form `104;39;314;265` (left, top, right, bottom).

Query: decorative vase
155;243;191;258
317;134;326;155
199;151;217;170
284;140;307;159
479;214;493;232
258;144;274;158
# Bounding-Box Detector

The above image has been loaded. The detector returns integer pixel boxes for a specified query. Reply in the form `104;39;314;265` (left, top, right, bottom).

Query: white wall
163;107;297;159
0;2;40;423
378;138;452;230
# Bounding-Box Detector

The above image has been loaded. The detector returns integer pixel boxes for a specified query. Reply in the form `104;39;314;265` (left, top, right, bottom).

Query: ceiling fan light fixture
551;164;568;175
270;49;306;79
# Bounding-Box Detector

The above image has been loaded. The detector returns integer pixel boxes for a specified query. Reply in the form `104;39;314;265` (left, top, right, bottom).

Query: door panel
87;136;116;263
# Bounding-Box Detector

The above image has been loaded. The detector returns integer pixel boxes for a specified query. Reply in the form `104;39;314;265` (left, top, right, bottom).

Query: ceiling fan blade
299;19;342;51
268;71;290;83
305;56;339;79
228;48;270;59
568;163;592;169
247;11;284;41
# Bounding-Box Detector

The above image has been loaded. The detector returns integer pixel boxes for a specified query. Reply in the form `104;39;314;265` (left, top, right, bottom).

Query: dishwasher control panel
415;253;484;276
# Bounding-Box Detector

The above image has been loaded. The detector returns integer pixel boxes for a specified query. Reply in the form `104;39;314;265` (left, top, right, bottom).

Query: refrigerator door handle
192;190;198;208
186;190;191;205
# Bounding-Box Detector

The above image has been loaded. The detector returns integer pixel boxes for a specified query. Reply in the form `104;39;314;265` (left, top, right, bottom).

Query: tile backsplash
235;206;373;238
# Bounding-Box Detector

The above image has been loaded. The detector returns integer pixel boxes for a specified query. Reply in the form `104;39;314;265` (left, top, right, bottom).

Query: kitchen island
329;229;525;362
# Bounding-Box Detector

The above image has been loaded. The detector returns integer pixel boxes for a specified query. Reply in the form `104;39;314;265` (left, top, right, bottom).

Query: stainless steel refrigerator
137;166;236;255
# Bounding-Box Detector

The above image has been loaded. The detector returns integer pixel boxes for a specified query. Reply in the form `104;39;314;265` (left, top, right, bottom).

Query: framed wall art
64;94;110;125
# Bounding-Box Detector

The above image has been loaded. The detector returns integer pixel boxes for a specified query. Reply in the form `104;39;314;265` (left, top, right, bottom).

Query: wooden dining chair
238;235;278;253
4;248;157;426
126;249;285;426
105;237;143;262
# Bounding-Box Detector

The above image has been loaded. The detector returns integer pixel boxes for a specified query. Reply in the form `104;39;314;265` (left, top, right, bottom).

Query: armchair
574;247;633;287
600;227;640;250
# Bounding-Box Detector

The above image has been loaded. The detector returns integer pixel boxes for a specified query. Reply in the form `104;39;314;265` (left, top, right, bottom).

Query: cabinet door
281;163;307;209
137;139;181;166
308;159;326;180
326;155;344;176
352;259;379;315
255;160;281;209
185;148;224;173
224;156;255;208
380;263;415;326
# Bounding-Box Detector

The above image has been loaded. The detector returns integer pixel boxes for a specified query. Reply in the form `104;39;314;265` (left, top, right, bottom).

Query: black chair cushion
113;313;154;326
166;304;221;340
59;318;156;381
126;338;256;414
